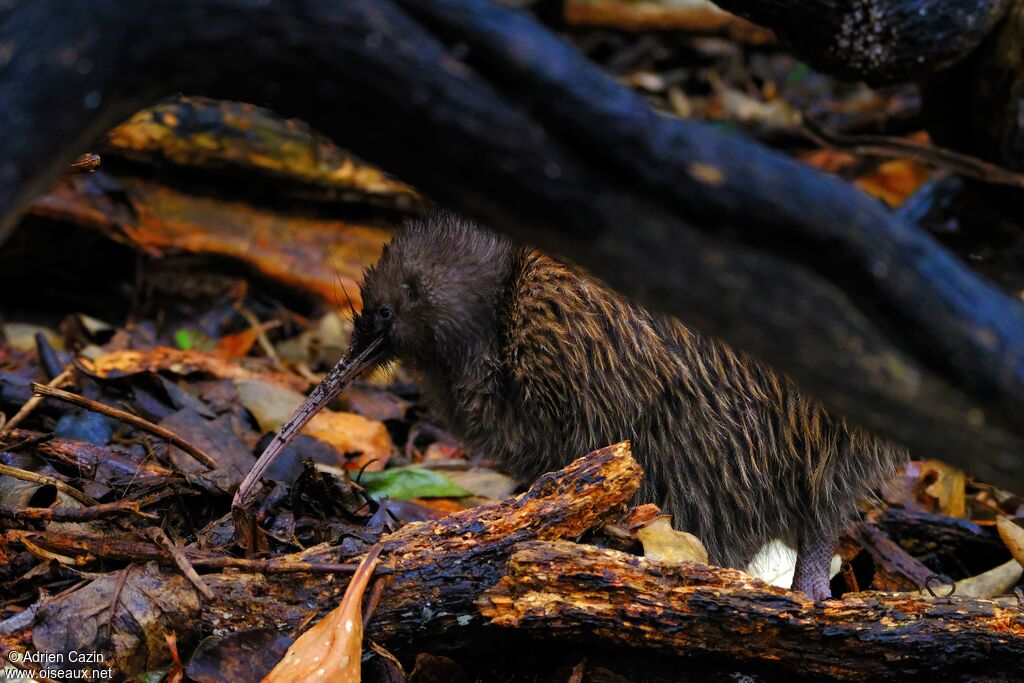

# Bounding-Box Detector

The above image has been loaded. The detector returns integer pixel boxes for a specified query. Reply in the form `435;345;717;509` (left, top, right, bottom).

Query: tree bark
480;540;1024;681
712;0;1010;84
6;443;643;675
2;0;1024;490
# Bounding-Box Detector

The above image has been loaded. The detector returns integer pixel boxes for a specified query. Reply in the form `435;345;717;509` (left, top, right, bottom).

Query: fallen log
480;539;1024;680
4;443;642;676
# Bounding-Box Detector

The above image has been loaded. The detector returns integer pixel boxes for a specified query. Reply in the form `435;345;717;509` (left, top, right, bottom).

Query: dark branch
712;0;1011;84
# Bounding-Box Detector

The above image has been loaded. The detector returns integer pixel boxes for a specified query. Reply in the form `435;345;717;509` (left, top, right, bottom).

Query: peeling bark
5;444;642;675
480;540;1024;680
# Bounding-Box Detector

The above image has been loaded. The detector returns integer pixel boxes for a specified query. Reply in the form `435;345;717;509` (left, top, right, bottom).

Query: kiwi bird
239;212;906;599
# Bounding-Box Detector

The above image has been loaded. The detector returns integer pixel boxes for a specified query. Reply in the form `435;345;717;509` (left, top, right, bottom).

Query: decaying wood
842;523;937;592
364;441;642;644
480;540;1024;680
3;529;372;575
870;507;1008;560
4;0;1024;492
0;499;154;522
4;444;641;675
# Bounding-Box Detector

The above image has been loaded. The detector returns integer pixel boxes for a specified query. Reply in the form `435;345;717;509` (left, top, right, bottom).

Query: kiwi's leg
792;529;834;601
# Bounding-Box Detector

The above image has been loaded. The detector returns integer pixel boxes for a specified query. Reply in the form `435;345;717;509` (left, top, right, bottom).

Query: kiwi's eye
377;305;394;321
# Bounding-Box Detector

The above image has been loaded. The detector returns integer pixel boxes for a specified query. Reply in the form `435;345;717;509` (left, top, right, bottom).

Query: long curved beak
232;335;387;511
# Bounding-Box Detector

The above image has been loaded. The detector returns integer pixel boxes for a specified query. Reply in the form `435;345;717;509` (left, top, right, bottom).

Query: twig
0;367;75;436
235;305;285;370
102;565;133;644
802;115;1024;189
142;527;215;600
0;462;97;505
0;432;55;452
192;557;392;575
0;498;157;521
67;152;101;173
10;527;393;576
362;575;388;628
31;383;219;470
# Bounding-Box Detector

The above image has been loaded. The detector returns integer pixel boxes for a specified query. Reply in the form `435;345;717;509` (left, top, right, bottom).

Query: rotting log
2;0;1024;490
3;444;642;676
479;540;1024;681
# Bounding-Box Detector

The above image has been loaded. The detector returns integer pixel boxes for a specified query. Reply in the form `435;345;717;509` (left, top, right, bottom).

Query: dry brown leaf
637;515;709;564
800;149;859;174
238;379;393;471
304;413;394;471
442;468;516;500
855;159;930;208
996;516;1024;565
81;348;307;392
1;323;64;353
917;460;967;518
408;497;468;514
263;545;382;683
564;0;774;43
216;327;261;358
33;173;391;307
107;97;418;203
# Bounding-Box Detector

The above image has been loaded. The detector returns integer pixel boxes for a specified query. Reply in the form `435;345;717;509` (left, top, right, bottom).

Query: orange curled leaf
263;544;383;683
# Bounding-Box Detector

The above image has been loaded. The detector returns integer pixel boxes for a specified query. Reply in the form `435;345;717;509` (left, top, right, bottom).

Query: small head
350;211;516;372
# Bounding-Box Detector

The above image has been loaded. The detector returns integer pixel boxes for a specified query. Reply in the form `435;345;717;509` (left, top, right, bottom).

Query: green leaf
174;328;196;350
785;62;810;87
132;668;169;683
357;466;470;500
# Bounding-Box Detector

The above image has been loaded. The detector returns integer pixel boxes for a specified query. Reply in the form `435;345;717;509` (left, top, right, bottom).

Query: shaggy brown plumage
353;212;907;599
